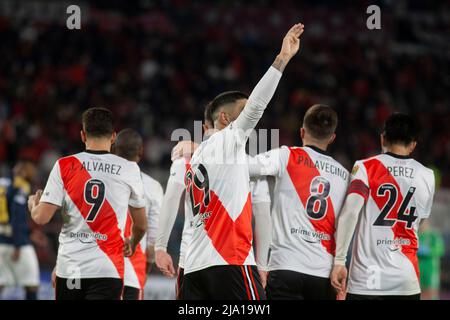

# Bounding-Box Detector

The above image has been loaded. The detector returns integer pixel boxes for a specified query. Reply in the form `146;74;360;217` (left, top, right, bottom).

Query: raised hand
280;23;304;59
273;23;305;72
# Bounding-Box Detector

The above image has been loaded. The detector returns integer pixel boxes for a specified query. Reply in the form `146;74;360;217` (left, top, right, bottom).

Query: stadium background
0;0;449;299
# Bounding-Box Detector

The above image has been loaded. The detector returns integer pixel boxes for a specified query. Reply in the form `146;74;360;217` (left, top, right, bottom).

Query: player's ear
80;130;87;143
111;132;117;144
219;111;229;127
380;133;386;149
300;127;306;140
409;141;417;154
328;133;336;145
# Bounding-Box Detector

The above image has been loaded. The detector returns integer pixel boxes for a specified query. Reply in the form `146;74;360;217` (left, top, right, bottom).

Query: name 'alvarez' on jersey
40;150;146;279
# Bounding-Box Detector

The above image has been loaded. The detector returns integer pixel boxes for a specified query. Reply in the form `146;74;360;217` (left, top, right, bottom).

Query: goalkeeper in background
418;220;445;300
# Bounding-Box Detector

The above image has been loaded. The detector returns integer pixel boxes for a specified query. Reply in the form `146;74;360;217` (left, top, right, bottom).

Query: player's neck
302;139;328;152
383;145;411;157
85;139;111;153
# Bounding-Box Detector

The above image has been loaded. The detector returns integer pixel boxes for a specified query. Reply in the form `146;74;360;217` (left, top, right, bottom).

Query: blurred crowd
0;0;449;270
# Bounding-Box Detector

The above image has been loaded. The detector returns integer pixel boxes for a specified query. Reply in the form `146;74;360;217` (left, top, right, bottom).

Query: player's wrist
333;257;346;266
272;54;290;73
257;265;269;272
155;246;167;252
129;236;139;248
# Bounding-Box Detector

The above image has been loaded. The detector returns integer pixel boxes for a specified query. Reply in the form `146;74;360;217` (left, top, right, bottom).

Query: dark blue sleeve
8;187;29;247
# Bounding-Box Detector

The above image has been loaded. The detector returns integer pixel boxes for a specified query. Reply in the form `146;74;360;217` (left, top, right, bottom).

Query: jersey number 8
306;176;330;220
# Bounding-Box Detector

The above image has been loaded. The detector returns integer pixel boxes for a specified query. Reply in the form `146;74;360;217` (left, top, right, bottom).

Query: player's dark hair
302;104;338;140
209;91;249;122
82;107;114;138
114;128;143;161
383;113;420;146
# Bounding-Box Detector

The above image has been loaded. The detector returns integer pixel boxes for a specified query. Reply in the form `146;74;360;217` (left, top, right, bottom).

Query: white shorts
0;244;40;287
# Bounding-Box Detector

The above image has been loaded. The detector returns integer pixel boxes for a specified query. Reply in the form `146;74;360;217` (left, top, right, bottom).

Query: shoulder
141;172;163;193
331;157;350;175
350;158;371;178
413;160;435;182
356;154;382;168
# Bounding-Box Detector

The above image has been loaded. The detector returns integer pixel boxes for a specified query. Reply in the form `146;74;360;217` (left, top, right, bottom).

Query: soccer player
155;104;215;299
27;107;148;300
0;159;40;300
113;128;163;300
181;23;304;300
156;102;272;298
248;105;349;300
331;113;435;300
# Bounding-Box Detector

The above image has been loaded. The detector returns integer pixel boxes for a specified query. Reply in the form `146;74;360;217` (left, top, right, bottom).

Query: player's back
348;152;435;295
184;124;255;274
268;145;349;277
41;150;145;279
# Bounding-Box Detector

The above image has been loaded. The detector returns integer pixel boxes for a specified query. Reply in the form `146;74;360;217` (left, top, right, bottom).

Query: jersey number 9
84;179;106;222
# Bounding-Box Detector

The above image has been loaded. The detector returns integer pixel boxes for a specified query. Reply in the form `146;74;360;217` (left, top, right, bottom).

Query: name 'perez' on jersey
347;152;435;295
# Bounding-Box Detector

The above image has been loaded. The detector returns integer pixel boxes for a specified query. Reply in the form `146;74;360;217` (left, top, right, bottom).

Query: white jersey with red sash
252;145;349;278
124;172;163;292
40;150;146;279
347;153;435;295
183;65;282;275
183;123;256;274
169;156;271;270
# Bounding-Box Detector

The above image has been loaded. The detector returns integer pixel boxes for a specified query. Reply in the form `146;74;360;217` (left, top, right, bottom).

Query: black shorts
346;293;421;300
176;268;184;300
182;265;266;300
266;270;336;300
55;277;123;300
123;286;142;300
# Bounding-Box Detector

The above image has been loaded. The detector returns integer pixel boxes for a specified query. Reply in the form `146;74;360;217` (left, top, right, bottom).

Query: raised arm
234;23;304;133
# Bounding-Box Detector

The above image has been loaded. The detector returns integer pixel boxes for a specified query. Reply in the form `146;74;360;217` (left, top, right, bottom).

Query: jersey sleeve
233;66;283;145
347;160;370;202
249;146;289;178
127;163;146;209
155;160;187;251
40;161;65;207
168;158;187;187
421;169;435;219
146;180;164;247
250;177;271;204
